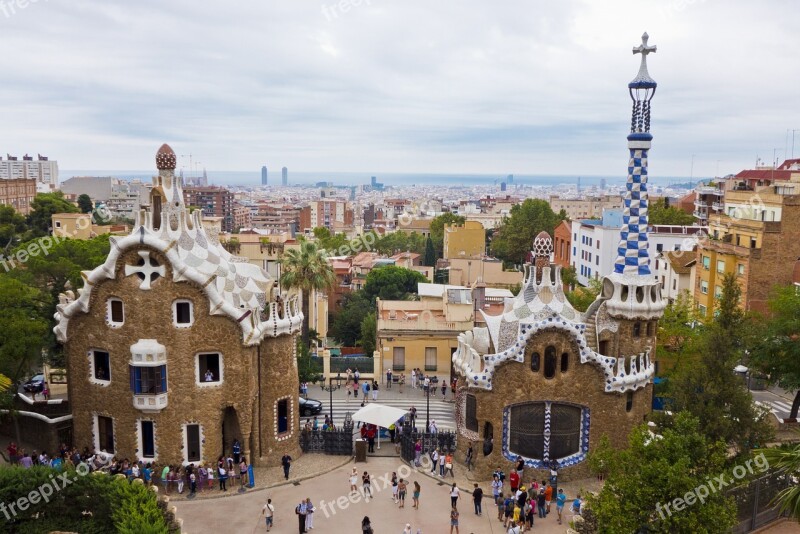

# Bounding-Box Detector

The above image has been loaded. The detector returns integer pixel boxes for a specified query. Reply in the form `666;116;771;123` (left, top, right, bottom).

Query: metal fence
330;356;374;374
728;470;791;533
299;416;355;456
399;428;457;464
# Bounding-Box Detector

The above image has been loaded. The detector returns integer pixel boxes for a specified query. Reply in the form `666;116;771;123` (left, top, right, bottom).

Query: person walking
444;452;454;477
295;500;307;534
450;505;460;534
556;488;567;525
362;471;372;500
397;478;407;508
261;498;275;532
472;483;483;516
391;472;399;503
450;483;460;508
305;498;315;530
536;489;546;519
361;516;373;534
281;453;292;480
497;492;506;522
239;456;249;487
403;524;412;534
465;442;474;471
414;439;422;466
412;480;421;509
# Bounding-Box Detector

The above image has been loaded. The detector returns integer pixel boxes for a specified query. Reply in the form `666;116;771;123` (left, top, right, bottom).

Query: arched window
646;321;654;337
544;346;557;379
560;352;569;373
531;352;541;372
508;402;584;462
633;322;641;338
466;394;478;432
626;391;633;412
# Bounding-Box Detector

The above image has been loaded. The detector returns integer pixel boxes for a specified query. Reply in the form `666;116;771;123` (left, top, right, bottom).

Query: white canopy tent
351;403;408;451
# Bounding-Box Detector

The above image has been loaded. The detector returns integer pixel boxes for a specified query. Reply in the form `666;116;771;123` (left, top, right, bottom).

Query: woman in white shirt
450;483;460;508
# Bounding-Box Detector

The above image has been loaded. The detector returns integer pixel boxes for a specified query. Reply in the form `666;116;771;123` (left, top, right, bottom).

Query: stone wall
65;246;299;468
457;328;651;482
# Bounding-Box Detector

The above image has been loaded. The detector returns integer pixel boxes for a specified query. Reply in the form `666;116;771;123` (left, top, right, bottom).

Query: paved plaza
173;456;583;533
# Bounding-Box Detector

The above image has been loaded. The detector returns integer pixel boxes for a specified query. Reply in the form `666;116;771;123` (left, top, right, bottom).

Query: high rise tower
281;167;288;186
603;32;665;319
261;166;268;185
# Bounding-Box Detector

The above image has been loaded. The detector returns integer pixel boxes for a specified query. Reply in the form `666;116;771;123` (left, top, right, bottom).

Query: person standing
399;373;405;393
189;470;197;496
536;489;546;519
465;441;474;471
450;483;460;508
305;498;315;530
430;448;439;475
261;498;275;532
441;381;447;400
239;456;249;487
232;439;241;464
371;380;379;402
397;478;407;508
491;474;502;505
544;481;553;514
386;368;392;389
281;453;292;480
450;505;460;534
361;380;370;405
472;483;483;516
515;456;524;480
391;472;399;503
361;516;373;534
411;368;416;389
444;452;454;477
295;500;307;534
349;467;359;493
507;519;521;534
218;461;227;492
509;470;519;495
362;471;372;500
412;480;421;509
414;439;422;467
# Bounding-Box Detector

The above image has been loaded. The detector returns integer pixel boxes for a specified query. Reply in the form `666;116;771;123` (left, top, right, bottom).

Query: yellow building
377;283;476;379
447;256;523;288
694;184;800;319
51;213;129;240
443;220;485;260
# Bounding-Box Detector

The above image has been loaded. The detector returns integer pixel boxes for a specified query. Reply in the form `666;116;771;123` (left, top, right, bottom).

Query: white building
571;209;704;286
0;155;59;189
654;251;696;303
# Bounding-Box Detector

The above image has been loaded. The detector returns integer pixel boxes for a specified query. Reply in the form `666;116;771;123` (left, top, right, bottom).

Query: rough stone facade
456;328;652;483
64;246;300;467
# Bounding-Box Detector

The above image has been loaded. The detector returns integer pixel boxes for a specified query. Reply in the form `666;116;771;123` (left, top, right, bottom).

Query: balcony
377;312;474;333
693;199;708;209
711;202;724;211
696;186;724;196
132;393;168;413
693;210;708;220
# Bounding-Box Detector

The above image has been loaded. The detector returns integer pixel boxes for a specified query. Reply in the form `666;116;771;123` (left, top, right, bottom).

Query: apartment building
0;154;58;189
183;186;235;232
0;178;36;215
549;194;622;220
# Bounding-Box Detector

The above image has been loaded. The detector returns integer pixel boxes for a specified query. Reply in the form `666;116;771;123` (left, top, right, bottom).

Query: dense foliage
279;240;336;343
648;197;696;225
26;192;79;238
0;465;174;533
490;199;567;264
588;413;737;533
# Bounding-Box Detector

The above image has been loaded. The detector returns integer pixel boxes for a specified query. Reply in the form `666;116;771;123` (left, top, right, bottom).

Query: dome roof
155;143;177;170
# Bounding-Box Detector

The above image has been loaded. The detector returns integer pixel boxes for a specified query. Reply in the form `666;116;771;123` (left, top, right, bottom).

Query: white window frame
137;419;158;462
196;352;224;387
107;298;125;327
274;395;294;441
88;349;111;386
93;413;116;455
173;299;194;328
700;281;709;294
182;423;204;466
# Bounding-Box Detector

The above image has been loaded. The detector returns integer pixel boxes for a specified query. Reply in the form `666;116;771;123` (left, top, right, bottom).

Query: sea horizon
61;170;705;189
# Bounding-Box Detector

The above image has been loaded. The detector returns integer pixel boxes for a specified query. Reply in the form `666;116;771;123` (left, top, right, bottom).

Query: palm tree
279;240;335;344
758;444;800;518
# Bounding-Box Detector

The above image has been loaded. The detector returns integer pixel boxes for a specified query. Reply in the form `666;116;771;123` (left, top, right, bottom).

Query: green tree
0;277;49;382
566;277;602;312
561;265;578;290
667;273;773;452
490;199;566;264
296;339;322;384
757;443;800;519
649;198;696;225
588;412;736;533
374;231;426;255
656;290;703;363
279;240;336;343
26;191;79;237
749;285;800;419
0;205;26;255
330;292;371;347
423;236;436;267
363;265;427;302
430;213;465;258
358;311;377;356
77;194;94;213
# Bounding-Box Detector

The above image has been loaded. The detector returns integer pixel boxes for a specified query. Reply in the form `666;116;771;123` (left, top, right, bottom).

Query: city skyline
1;1;799;177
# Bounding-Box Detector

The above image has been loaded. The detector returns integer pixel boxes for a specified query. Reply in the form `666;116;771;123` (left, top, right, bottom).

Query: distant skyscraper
282;167;288;186
507;174;514;184
261;166;268;185
500;182;507;192
600;178;607;191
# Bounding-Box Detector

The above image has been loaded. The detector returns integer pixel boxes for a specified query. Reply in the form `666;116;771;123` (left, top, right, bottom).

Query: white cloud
0;0;798;177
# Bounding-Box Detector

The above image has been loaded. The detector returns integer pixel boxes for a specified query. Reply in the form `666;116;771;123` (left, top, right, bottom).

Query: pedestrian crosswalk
304;397;457;430
755;399;794;418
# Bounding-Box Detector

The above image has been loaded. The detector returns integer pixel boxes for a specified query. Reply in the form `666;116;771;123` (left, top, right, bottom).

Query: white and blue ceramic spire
614;33;657;276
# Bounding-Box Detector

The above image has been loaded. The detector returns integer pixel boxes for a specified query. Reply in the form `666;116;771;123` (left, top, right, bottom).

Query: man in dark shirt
473;483;484;516
281;454;292;480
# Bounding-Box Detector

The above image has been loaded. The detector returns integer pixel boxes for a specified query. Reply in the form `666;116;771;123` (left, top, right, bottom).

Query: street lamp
424;377;433;432
321;373;343;424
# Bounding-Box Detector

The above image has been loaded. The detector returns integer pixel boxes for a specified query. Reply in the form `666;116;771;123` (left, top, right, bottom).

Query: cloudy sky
1;0;798;178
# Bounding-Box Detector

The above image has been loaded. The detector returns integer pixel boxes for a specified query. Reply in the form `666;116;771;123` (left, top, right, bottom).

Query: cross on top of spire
629;32;657;88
